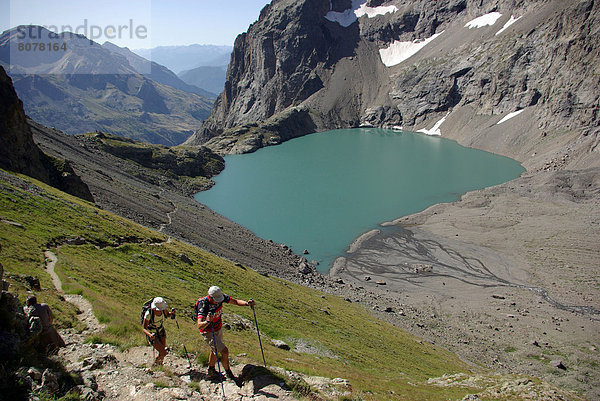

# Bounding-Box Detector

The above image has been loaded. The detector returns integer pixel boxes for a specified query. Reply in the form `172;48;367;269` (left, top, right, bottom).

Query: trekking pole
250;300;267;367
210;320;226;400
148;334;155;365
174;318;192;368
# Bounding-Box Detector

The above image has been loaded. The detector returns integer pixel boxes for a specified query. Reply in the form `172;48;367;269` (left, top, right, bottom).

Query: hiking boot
225;369;241;387
207;366;218;380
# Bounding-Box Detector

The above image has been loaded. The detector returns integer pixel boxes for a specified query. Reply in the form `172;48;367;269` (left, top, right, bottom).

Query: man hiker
24;295;66;355
142;297;176;366
196;286;255;381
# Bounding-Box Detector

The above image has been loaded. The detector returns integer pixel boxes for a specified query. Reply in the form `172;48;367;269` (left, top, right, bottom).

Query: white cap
208;286;224;303
151;297;167;311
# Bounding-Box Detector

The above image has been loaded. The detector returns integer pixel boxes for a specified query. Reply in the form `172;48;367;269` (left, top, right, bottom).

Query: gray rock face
0;66;48;181
186;0;600;167
0;66;93;200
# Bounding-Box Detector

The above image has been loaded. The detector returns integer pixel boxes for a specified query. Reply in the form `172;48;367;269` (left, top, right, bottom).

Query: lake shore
330;168;600;399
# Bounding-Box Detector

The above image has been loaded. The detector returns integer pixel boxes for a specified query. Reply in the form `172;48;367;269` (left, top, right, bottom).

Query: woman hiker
142;297;176;366
196;286;255;381
24;295;66;355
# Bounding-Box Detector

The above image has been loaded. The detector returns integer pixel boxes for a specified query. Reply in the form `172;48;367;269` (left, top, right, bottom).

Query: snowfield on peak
325;0;398;27
379;31;444;67
465;12;503;29
496;15;522;35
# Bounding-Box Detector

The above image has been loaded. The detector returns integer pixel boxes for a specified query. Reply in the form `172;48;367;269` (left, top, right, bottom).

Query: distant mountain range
0;26;213;145
133;44;232;74
102;42;217;99
178;65;227;97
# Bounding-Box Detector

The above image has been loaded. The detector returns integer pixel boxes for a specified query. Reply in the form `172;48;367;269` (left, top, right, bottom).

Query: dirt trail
158;188;178;235
44;250;349;400
44;250;62;292
45;250;105;334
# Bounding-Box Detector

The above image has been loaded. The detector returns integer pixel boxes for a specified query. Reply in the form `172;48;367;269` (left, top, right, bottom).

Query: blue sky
1;0;271;48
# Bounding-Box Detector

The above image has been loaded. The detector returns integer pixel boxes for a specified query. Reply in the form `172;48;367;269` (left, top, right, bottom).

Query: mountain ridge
177;65;227;97
102;41;217;99
0;26;213;145
185;0;600;169
133;44;233;74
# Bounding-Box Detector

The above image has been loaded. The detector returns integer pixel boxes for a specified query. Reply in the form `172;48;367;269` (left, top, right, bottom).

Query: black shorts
147;327;166;344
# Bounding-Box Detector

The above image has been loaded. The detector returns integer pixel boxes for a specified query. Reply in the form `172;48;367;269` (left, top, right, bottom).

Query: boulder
12;274;41;291
271;339;290;351
39;368;59;395
178;253;193;265
550;360;567;370
27;367;42;382
298;262;312;275
412;264;433;274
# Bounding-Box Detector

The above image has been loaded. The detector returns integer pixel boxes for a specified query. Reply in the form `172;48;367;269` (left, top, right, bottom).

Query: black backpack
192;297;204;322
140;298;155;325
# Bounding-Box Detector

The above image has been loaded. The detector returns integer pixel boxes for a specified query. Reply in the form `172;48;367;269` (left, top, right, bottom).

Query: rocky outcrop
202;107;317;154
185;0;355;149
89;132;224;178
0;66;93;201
186;0;599;168
0;66;48;180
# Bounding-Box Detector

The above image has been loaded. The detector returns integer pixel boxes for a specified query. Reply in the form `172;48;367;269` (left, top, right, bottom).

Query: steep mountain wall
186;0;599;168
0;66;47;179
0;66;93;201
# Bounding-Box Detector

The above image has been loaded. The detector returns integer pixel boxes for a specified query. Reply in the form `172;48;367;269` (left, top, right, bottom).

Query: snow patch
325;0;398;27
417;112;450;136
495;15;522;35
496;109;524;125
465;12;503;29
379;32;444;67
356;2;398;18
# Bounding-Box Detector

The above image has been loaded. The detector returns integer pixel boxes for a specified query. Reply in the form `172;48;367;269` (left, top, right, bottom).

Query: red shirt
196;295;230;333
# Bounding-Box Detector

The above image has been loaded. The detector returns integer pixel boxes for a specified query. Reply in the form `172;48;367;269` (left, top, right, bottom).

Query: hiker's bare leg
154;337;167;365
221;347;230;370
209;350;217;367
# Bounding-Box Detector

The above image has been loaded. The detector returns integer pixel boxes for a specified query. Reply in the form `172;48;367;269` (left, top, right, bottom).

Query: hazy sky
1;0;272;48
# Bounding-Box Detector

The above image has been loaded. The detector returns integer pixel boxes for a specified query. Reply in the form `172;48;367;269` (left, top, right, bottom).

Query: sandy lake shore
331;168;600;399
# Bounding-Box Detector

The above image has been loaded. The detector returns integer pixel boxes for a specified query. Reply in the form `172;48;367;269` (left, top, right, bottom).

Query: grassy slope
0;170;505;400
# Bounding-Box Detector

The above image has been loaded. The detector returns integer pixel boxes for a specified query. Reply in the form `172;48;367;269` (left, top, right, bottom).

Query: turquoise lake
195;129;525;272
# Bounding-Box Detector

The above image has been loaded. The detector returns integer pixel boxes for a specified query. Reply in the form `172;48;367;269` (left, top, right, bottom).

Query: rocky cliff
0;66;93;201
186;0;599;167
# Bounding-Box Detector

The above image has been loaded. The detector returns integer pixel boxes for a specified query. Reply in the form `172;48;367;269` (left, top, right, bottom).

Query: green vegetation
1;170;480;400
79;132;224;186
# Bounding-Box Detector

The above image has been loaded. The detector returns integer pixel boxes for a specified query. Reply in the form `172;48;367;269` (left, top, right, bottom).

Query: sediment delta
332;168;600;399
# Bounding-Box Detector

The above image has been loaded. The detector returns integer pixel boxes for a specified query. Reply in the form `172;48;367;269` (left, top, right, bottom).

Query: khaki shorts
201;328;226;353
